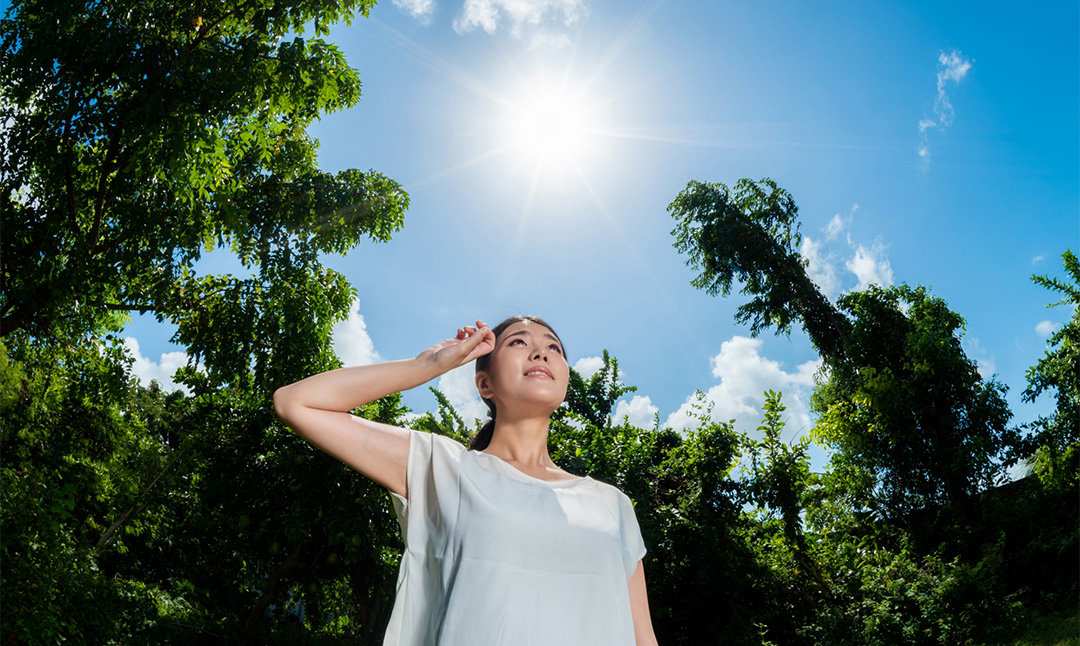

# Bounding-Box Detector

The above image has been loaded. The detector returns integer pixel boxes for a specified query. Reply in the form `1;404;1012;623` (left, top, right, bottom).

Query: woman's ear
475;371;494;399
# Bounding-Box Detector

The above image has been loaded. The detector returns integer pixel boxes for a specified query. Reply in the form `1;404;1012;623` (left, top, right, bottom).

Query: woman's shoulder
581;477;638;510
408;429;470;461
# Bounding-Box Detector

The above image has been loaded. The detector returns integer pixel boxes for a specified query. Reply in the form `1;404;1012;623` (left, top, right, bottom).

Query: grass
1009;607;1080;646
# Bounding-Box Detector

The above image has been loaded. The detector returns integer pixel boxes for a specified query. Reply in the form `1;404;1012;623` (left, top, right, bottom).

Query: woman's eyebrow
501;329;561;346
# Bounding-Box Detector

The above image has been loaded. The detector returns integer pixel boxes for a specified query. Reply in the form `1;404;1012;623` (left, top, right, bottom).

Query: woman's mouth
524;366;554;379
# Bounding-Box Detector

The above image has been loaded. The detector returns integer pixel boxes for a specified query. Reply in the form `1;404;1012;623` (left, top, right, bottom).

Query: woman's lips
524;366;554;379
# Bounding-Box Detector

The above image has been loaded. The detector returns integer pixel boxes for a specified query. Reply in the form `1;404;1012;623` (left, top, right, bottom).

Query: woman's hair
470;315;565;451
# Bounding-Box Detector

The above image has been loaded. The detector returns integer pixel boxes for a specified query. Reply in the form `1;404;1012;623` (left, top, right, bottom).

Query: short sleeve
383;430;468;646
617;491;647;580
391;430;467;540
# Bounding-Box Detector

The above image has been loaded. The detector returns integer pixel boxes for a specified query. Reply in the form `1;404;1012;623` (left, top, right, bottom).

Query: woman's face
476;320;569;416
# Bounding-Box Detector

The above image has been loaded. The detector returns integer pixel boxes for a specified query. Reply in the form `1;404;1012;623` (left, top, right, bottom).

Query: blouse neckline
471;450;592;488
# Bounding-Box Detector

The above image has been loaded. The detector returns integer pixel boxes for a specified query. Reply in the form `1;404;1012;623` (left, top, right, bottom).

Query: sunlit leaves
0;0;400;340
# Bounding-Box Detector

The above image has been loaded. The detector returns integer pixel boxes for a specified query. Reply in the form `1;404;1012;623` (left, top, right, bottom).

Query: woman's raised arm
273;322;494;498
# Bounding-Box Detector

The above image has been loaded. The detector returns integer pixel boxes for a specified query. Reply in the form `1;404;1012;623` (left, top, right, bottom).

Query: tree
1022;249;1080;489
810;285;1017;517
1;1;410;642
669;179;1019;517
669;178;849;362
1;0;406;346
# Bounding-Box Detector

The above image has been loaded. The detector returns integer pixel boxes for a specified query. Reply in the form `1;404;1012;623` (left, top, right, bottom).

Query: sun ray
406;143;517;191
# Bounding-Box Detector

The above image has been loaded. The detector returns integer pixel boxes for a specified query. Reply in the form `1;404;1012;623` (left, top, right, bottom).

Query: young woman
274;316;658;645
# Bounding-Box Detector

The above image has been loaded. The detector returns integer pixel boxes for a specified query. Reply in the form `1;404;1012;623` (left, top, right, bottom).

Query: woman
274;316;658;645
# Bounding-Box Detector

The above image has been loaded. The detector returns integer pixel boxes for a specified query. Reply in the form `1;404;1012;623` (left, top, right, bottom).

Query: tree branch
95;447;192;556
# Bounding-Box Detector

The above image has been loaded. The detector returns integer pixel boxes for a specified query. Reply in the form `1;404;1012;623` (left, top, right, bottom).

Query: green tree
811;285;1017;517
1022;250;1080;489
1;0;406;345
1;0;410;642
669;178;849;362
669;179;1019;517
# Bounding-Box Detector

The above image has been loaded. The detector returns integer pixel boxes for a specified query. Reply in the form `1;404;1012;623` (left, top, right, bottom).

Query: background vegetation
2;1;1076;644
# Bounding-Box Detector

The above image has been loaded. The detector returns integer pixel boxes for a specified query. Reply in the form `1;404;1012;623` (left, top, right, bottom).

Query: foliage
670;178;1021;517
802;533;1025;646
669;178;849;361
0;0;409;643
564;349;638;429
1022;250;1080;490
812;285;1018;517
1;0;406;346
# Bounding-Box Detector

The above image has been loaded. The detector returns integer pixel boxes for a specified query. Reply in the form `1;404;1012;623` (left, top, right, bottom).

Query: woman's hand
417;321;496;373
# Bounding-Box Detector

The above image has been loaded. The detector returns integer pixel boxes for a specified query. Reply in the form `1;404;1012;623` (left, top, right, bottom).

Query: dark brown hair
470;315;565;450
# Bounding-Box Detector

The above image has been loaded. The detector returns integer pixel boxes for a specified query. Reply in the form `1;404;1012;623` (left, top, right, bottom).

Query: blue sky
127;0;1078;463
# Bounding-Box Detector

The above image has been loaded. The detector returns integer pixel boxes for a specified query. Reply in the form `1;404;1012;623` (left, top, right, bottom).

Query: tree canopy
670;178;1020;516
1;0;406;351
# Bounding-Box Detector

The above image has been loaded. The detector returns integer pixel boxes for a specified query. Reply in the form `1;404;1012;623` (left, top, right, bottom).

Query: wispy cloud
800;204;893;299
918;50;973;170
1031;254;1047;266
393;0;436;22
123;337;191;393
1036;320;1060;337
453;0;586;38
826;204;857;241
331;299;382;367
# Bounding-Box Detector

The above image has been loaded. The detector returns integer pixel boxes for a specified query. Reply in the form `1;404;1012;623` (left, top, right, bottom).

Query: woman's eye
548;344;563;354
509;339;525;346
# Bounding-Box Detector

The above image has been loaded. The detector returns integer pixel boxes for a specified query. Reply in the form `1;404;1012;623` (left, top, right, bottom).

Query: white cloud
453;0;586;37
1031;254;1047;266
393;0;436;21
573;355;604;379
1036;320;1059;337
846;242;894;291
436;364;490;424
663;336;819;441
801;236;841;299
332;299;382;367
918;50;973;169
124;337;191;393
614;395;658;428
825;204;857;241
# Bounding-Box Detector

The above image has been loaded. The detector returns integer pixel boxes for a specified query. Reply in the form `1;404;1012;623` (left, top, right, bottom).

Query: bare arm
273;322;495;498
629;560;659;646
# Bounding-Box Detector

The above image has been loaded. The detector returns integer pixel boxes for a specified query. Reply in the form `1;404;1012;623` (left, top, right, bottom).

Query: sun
507;87;591;166
497;73;603;172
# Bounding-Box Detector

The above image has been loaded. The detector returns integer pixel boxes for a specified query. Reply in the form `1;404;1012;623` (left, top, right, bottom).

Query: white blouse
383;430;647;646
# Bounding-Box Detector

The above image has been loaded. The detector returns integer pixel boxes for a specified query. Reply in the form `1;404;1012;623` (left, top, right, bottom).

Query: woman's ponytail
471;415;495;450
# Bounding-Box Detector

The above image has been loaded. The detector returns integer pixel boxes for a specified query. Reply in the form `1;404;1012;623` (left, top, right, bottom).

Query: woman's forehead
500;320;560;342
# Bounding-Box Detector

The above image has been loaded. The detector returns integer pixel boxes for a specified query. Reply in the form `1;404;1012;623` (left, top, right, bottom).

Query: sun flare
498;75;603;172
509;90;591;165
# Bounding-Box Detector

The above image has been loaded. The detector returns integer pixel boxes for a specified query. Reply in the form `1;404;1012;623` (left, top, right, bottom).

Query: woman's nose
531;347;548;361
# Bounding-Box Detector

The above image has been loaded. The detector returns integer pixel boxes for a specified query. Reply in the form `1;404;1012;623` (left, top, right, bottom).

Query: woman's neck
482;414;555;468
